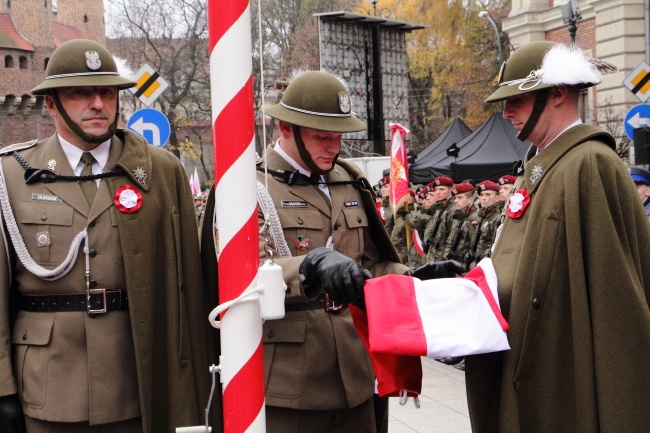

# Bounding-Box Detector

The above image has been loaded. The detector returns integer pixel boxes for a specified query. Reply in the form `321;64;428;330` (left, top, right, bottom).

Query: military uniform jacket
381;197;394;237
424;200;454;262
441;206;479;266
465;125;650;433
257;146;407;410
0;131;218;432
471;204;501;266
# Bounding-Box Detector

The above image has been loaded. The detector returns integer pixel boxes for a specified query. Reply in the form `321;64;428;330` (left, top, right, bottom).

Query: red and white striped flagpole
208;1;266;432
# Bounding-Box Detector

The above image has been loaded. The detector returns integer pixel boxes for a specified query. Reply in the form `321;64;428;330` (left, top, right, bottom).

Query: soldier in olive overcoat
464;41;650;433
0;40;219;433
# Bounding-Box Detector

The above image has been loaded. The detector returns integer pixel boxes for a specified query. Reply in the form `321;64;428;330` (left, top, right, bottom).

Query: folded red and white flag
362;258;510;358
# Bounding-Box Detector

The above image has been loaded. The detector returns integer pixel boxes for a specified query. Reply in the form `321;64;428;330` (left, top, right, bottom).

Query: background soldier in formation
466;180;501;268
423;176;455;262
441;183;479;269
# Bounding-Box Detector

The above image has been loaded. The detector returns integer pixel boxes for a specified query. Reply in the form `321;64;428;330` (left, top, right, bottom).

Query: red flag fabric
389;123;410;212
375;200;386;225
412;230;424;257
361;258;509;358
350;305;422;399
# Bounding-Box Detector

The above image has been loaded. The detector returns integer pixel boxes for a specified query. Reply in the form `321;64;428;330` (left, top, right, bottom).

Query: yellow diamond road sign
130;64;169;107
624;61;650;103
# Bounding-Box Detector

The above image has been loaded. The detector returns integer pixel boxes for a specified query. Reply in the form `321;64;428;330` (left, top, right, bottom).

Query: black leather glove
404;260;465;280
0;394;26;433
299;247;372;307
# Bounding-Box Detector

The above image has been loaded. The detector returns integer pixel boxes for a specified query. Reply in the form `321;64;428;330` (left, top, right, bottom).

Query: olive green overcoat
0;130;221;432
465;125;650;433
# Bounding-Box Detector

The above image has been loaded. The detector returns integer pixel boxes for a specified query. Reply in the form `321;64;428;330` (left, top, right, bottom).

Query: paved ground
388;357;472;433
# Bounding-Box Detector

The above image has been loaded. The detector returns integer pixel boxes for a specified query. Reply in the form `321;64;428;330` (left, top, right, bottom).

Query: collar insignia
133;167;147;185
530;164;543;185
47;159;57;171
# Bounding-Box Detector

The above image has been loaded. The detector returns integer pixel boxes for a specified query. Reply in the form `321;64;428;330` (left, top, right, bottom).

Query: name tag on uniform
344;201;359;207
281;200;308;208
31;193;62;203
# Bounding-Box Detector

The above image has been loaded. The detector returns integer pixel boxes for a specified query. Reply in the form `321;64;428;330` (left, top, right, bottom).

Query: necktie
80;152;97;205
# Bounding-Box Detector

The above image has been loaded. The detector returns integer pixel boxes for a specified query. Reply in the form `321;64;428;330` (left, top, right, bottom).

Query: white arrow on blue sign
127;108;171;147
624;104;650;140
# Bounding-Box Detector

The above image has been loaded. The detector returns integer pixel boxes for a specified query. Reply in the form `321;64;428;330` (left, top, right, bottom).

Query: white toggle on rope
208;259;286;329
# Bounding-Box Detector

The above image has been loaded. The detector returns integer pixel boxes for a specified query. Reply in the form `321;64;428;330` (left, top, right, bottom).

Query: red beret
451;182;474;195
409;189;416;197
418;187;430;199
433;176;454;187
378;176;390;186
498;175;516;185
477;180;499;192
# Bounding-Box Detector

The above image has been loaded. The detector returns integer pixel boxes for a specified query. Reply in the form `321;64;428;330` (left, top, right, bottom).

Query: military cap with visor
31;39;136;144
266;71;366;133
485;41;611;103
31;39;136;95
485;41;616;141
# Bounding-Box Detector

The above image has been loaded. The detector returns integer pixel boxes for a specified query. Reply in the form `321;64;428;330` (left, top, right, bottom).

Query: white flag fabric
191;167;201;195
363;258;510;358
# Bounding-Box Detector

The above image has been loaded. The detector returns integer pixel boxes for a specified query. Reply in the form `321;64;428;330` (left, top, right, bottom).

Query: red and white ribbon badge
114;184;143;213
506;189;530;219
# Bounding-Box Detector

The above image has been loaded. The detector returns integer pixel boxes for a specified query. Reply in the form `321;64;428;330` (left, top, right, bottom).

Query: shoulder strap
0;140;38;156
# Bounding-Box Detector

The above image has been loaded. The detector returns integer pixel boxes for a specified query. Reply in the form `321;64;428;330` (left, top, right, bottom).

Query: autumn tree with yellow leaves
364;0;510;151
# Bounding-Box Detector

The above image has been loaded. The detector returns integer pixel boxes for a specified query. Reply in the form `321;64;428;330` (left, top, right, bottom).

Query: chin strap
293;125;338;175
517;89;549;142
52;93;119;145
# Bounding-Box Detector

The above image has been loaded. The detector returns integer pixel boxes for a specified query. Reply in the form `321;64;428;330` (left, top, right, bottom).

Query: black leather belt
284;293;344;313
20;290;128;314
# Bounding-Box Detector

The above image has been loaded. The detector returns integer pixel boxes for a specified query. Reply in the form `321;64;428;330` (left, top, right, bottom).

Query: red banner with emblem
389;123;410;212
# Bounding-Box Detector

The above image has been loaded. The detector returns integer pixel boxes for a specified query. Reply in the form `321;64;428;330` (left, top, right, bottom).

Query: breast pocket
18;200;74;265
263;318;307;398
278;209;324;256
336;207;368;258
12;316;54;408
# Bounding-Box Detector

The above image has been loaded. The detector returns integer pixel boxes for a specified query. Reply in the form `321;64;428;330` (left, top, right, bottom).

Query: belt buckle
87;288;107;314
324;293;343;312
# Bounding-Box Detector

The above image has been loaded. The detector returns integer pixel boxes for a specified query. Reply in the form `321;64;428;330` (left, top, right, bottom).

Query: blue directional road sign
127;108;171;147
624;104;650;140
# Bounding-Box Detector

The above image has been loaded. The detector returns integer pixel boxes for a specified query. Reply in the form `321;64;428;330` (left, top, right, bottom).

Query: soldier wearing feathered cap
0;39;218;432
465;41;650;433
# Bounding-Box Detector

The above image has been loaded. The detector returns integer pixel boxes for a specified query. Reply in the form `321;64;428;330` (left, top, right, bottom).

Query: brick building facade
0;0;105;146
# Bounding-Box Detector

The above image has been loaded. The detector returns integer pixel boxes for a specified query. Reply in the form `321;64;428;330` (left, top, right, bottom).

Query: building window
7;1;10;8
19;56;27;69
44;58;49;70
84;14;88;23
5;56;13;68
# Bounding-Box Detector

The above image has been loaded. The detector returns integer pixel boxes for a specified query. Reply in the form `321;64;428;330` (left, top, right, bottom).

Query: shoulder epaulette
0;140;38;156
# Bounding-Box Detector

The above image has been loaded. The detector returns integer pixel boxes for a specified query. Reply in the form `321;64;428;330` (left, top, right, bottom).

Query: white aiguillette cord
0;156;89;281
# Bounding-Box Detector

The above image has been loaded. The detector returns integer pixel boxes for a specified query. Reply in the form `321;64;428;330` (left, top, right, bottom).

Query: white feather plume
540;44;601;86
113;56;135;80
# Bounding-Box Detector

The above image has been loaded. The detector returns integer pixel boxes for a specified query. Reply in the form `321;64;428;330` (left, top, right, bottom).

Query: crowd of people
375;174;516;272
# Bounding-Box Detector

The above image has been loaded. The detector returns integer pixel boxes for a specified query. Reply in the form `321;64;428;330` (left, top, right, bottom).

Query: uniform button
89;221;96;228
297;217;304;225
40;214;47;221
357;216;362;223
22;333;27;341
89;280;97;288
267;330;274;339
532;297;541;309
333;223;340;230
89;249;97;257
